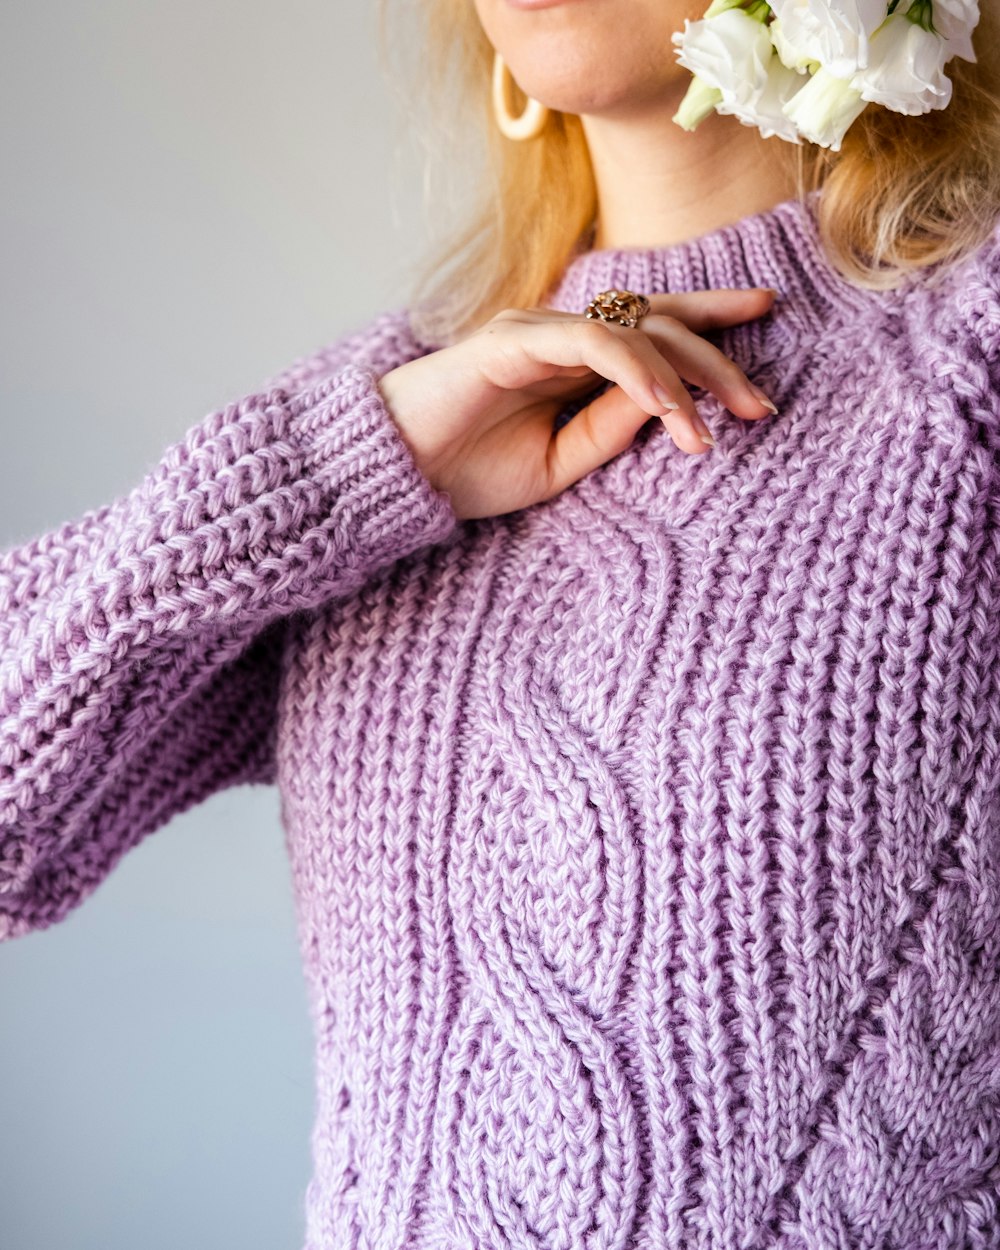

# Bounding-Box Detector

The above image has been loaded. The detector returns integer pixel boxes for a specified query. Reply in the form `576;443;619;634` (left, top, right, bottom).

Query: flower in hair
671;0;981;151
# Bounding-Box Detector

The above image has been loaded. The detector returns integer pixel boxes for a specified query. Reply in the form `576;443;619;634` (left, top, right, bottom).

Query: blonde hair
375;1;1000;347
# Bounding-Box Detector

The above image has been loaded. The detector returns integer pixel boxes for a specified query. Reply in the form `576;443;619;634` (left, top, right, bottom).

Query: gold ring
583;288;651;329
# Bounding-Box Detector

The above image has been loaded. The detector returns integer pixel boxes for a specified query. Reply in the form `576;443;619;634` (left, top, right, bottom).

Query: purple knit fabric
3;189;1000;1249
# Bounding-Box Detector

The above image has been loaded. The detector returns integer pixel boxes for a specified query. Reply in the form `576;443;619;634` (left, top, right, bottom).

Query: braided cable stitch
4;192;1000;1248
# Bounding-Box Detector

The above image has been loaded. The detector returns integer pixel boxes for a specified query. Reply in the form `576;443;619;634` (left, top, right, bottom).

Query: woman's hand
377;288;779;522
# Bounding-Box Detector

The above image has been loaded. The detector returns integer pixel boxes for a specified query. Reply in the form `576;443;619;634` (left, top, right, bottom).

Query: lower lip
503;0;591;8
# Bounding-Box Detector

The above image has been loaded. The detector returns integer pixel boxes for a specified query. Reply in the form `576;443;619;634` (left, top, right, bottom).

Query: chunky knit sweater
3;190;1000;1250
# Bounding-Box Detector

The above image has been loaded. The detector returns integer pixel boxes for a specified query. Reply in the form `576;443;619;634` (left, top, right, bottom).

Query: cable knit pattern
3;190;1000;1249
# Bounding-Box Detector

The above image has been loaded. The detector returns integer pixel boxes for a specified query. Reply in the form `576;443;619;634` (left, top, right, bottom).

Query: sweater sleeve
963;221;1000;365
0;347;458;940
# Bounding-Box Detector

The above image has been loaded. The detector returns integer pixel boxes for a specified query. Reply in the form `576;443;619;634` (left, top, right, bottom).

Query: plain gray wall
0;4;443;1247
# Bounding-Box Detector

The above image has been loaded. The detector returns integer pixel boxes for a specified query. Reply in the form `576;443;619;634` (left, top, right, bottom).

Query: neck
581;103;802;251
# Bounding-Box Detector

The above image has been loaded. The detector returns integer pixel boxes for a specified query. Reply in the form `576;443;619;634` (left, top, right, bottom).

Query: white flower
669;0;982;152
780;64;869;149
849;11;953;113
672;6;805;142
767;0;889;75
769;16;821;72
928;0;981;63
673;76;726;131
721;55;811;140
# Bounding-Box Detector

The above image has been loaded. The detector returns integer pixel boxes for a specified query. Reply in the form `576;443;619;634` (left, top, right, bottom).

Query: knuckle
645;312;682;333
655;312;690;332
575;318;616;346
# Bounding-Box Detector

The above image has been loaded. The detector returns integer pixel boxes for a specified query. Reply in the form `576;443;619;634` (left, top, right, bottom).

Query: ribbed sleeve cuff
287;361;459;582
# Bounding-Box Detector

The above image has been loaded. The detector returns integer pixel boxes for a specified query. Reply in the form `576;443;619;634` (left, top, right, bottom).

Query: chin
473;0;696;118
501;44;689;117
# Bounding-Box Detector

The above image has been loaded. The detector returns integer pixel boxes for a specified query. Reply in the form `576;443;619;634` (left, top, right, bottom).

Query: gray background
0;4;442;1247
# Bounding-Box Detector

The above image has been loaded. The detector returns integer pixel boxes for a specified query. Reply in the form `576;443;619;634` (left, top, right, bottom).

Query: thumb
539;383;668;501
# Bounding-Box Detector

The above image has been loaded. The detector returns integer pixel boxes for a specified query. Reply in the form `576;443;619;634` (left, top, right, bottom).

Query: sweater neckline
543;188;898;359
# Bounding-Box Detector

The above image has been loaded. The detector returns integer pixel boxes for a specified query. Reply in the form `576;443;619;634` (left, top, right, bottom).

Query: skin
378;0;794;518
472;0;801;249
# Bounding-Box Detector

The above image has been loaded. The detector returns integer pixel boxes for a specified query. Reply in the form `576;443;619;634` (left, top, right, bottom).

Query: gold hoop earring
491;51;550;141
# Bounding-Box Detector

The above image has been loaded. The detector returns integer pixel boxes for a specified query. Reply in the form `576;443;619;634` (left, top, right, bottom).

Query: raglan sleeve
961;219;1000;390
0;310;458;940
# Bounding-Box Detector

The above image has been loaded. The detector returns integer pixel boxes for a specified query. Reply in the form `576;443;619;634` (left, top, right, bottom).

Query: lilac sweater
3;190;1000;1249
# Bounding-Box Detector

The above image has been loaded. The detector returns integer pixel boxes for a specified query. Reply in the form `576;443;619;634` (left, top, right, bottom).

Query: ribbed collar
543;188;904;367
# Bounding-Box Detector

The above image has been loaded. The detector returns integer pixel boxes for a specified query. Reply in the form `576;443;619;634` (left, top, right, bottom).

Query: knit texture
3;189;1000;1249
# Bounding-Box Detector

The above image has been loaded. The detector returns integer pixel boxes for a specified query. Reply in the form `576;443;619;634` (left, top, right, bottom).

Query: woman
3;0;999;1246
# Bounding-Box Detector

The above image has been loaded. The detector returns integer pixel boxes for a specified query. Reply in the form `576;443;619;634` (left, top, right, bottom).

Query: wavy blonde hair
375;1;1000;347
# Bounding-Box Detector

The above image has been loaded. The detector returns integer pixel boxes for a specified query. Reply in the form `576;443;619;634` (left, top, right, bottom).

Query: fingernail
747;382;778;414
654;382;680;411
693;414;715;446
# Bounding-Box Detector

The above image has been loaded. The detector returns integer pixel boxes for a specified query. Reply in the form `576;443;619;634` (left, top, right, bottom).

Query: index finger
646;287;779;334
